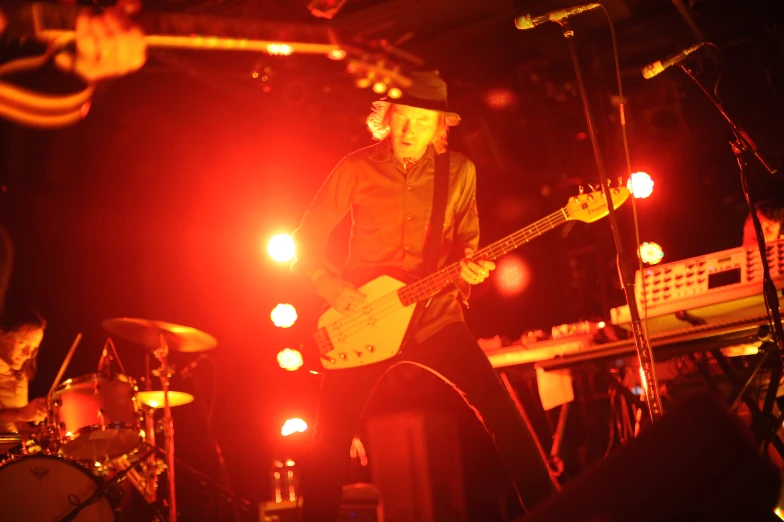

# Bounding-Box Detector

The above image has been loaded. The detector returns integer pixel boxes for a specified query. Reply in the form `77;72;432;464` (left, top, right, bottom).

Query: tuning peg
618;176;624;187
588;184;595;192
578;185;584;195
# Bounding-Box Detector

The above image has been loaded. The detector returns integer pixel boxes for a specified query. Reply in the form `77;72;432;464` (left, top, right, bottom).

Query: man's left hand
54;0;146;82
459;248;494;285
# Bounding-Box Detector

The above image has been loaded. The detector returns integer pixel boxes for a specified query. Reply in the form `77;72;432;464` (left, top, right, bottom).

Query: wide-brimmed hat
372;71;461;126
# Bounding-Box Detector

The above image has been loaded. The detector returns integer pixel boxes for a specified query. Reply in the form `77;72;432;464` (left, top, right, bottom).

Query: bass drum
0;455;115;521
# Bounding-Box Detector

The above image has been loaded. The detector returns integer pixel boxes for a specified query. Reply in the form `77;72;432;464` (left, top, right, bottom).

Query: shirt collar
371;138;436;166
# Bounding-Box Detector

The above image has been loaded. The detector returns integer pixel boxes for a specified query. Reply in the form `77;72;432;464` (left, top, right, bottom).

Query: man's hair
365;102;450;153
0;306;46;380
753;199;784;224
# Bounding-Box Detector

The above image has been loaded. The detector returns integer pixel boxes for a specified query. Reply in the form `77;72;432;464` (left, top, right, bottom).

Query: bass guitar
314;187;631;370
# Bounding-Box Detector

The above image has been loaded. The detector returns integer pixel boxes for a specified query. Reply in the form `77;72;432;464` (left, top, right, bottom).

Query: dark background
1;0;783;520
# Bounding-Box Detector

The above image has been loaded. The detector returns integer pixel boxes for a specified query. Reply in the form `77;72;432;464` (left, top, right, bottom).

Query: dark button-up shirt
293;138;480;343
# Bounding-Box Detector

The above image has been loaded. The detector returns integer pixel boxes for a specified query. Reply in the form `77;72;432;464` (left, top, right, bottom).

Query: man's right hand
19;397;48;423
314;273;367;315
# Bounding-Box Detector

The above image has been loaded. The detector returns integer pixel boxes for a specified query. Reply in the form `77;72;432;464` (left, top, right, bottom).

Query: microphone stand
558;17;664;422
678;63;784;454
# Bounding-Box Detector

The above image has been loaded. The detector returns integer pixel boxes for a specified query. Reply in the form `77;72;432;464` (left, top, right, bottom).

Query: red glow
484;88;516;110
281;418;308;436
627;172;654;199
493;254;530;297
277;348;304;371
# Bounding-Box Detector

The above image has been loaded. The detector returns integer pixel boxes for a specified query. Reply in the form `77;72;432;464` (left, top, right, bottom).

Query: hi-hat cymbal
102;318;217;353
137;391;195;408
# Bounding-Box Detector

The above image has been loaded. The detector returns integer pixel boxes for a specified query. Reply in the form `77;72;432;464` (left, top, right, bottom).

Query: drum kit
0;317;239;522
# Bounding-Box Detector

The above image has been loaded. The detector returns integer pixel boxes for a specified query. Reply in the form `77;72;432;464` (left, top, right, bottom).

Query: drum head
0;455;115;521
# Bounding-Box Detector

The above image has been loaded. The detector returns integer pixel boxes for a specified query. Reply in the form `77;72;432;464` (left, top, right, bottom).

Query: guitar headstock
564;185;631;223
338;38;419;95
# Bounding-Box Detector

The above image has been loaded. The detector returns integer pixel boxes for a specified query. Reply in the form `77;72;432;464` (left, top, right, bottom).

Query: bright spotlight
271;304;298;328
277;348;304;371
268;234;296;263
627;172;654;199
639;241;664;265
281;418;308;436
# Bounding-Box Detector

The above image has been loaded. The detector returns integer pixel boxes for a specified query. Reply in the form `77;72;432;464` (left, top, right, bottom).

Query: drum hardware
60;445;158;522
137;391;195;409
101;317;217;522
49;372;142;461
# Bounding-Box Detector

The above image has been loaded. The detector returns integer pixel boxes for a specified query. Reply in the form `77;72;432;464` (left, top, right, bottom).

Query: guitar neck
399;208;569;306
6;2;344;54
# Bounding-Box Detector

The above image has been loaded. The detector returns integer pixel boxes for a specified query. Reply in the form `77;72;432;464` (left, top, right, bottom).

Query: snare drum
50;373;141;461
0;455;115;521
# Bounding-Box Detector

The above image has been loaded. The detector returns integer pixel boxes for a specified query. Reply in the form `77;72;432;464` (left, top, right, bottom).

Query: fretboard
398;207;569;306
6;2;344;54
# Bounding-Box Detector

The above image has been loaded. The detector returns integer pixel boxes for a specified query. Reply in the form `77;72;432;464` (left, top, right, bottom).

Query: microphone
514;3;602;30
641;43;706;79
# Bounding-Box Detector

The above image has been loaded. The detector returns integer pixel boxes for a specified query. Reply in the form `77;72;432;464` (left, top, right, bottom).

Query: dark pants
298;321;558;522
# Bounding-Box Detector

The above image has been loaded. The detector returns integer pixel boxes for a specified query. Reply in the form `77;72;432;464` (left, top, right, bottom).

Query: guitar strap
397;150;450;354
423;150;450;274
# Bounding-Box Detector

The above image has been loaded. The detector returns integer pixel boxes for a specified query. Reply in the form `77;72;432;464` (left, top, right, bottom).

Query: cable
597;5;653;393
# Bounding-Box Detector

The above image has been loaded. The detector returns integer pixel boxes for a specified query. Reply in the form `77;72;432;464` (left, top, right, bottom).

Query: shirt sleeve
451;157;480;305
291;155;357;284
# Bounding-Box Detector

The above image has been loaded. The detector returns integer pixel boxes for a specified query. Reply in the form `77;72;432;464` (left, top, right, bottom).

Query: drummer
0;306;48;438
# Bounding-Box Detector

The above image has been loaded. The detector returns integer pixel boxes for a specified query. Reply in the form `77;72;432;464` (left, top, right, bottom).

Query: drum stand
60;445;158;522
152;333;178;522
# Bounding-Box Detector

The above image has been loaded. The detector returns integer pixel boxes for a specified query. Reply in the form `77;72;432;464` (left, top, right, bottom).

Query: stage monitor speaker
515;392;781;522
365;410;466;522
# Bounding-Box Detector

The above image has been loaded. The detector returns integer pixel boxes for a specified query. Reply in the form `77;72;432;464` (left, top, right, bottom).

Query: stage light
355;76;372;89
281;418;308;436
277;348;304;371
639;241;664;265
627;172;654;199
271;304;298;328
388;87;402;99
267;234;296;263
373;81;388;94
493;254;530;297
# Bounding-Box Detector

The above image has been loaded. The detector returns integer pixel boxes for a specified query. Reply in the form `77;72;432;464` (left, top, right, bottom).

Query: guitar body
316;275;416;370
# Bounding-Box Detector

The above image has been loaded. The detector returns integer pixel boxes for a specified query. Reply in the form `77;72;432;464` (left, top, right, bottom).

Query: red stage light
493;254;530;297
281;418;308;436
627;172;654;199
277;348;303;371
267;234;295;263
271;304;298;328
639;241;664;265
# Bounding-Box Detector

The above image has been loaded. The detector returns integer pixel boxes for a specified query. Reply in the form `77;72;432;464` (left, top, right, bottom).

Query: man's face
388;105;440;160
0;325;43;370
743;212;782;245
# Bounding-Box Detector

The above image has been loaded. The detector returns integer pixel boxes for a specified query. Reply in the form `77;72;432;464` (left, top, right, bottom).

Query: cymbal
137;391;195;408
102;318;217;353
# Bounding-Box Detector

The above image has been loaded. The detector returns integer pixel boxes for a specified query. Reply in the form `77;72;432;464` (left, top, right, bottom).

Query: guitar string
318;191;626;353
318;211;573;347
318;212;572;348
